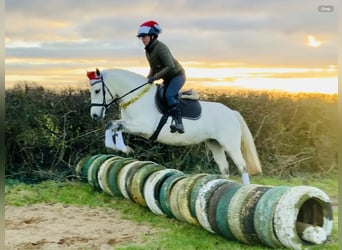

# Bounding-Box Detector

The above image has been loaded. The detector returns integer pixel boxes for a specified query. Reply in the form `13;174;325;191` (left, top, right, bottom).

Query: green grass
5;175;338;250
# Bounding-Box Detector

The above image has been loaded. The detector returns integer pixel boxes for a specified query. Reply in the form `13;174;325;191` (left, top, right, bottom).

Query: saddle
155;85;201;120
149;85;201;141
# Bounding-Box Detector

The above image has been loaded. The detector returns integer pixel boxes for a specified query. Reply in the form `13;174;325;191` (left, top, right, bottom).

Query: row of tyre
75;154;333;249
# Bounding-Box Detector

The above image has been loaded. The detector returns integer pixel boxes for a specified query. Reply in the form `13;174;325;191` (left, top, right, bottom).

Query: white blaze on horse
87;68;262;184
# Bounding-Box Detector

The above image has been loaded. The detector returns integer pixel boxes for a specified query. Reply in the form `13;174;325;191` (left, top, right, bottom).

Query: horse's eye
95;89;101;94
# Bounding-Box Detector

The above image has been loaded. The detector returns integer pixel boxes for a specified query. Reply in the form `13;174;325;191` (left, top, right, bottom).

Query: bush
5;84;337;182
199;87;337;176
5;85;108;182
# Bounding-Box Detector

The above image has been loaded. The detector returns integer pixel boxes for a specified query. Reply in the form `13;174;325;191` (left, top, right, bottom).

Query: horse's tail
235;111;262;175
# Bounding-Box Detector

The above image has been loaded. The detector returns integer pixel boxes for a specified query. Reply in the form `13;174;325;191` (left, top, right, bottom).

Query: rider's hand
148;76;155;84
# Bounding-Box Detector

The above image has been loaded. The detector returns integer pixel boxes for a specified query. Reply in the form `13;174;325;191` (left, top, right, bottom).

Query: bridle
90;75;116;110
90;75;149;111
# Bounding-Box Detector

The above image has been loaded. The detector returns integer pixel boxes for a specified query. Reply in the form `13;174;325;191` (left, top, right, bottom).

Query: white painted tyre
144;169;183;215
274;186;333;250
189;175;222;218
97;156;122;195
117;161;141;199
195;179;230;233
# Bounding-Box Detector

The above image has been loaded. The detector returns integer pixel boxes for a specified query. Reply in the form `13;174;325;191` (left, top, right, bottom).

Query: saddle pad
155;85;201;120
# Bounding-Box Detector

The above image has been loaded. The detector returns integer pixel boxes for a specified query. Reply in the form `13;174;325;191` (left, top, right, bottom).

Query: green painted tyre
124;161;156;202
129;164;166;207
195;179;231;233
216;184;241;241
143;169;183;215
159;174;187;218
254;186;290;248
189;175;224;218
82;154;104;179
207;181;240;235
75;155;92;180
177;174;207;225
227;184;261;243
239;186;272;244
274;186;334;249
97;156;123;195
87;154;114;190
107;158;135;197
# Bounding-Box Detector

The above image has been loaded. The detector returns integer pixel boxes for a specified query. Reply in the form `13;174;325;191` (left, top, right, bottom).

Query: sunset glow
5;1;337;94
5;63;338;94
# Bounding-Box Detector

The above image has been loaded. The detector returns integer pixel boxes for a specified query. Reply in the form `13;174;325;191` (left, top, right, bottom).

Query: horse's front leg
105;120;133;154
106;119;125;131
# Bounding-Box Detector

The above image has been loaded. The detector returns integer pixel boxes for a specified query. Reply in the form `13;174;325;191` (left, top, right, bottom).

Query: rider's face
140;35;151;46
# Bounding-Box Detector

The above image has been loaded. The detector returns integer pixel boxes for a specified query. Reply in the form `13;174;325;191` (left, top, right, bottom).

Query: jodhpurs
164;74;186;107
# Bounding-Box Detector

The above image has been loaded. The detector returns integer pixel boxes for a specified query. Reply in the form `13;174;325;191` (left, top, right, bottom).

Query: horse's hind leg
206;140;250;184
224;146;250;185
205;140;229;176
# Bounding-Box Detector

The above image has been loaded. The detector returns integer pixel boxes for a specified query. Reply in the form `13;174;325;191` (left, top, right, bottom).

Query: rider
137;20;185;134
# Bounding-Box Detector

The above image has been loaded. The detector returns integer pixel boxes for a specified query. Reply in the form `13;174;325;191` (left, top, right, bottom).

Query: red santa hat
137;20;162;37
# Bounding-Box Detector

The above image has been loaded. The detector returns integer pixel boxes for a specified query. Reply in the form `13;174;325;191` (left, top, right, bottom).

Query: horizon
5;64;338;94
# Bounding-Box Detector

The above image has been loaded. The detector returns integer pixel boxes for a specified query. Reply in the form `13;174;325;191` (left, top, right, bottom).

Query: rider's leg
165;74;186;133
168;104;184;133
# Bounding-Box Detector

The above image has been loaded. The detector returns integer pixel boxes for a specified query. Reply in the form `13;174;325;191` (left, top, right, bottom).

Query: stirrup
170;125;184;133
170;119;184;134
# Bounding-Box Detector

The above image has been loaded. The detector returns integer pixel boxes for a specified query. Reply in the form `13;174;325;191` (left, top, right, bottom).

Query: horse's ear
96;68;101;78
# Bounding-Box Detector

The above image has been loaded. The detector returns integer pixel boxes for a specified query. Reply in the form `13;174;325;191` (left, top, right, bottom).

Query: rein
90;75;149;111
120;84;152;109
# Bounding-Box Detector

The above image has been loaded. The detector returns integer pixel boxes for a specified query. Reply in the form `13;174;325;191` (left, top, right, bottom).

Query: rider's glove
148;76;155;84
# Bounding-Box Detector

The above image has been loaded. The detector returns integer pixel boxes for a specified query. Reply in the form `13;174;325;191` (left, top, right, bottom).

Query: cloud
5;0;338;87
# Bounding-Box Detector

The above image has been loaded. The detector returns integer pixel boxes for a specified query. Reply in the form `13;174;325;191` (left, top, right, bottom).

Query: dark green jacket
145;40;184;82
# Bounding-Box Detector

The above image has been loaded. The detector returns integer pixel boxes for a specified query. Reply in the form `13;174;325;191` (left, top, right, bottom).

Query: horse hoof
124;146;134;154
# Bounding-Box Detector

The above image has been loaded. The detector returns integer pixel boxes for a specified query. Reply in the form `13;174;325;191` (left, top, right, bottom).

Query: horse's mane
102;69;147;84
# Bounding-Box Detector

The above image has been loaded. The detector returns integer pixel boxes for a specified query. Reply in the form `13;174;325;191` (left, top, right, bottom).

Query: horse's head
87;68;114;120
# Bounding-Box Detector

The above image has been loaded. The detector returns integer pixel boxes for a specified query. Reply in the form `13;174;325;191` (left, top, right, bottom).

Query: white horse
87;68;262;184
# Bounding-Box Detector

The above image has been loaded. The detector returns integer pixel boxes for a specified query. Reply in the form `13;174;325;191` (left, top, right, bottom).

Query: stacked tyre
76;154;334;249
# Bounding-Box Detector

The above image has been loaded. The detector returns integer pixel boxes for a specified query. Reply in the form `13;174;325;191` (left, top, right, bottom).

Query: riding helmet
137;20;162;37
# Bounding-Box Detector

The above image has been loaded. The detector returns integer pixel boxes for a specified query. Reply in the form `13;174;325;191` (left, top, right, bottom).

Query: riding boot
168;105;184;134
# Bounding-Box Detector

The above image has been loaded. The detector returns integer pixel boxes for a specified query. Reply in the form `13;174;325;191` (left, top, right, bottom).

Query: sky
5;0;338;93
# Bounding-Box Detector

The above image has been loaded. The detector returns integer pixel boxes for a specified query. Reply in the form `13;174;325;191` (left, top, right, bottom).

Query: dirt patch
5;203;160;249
